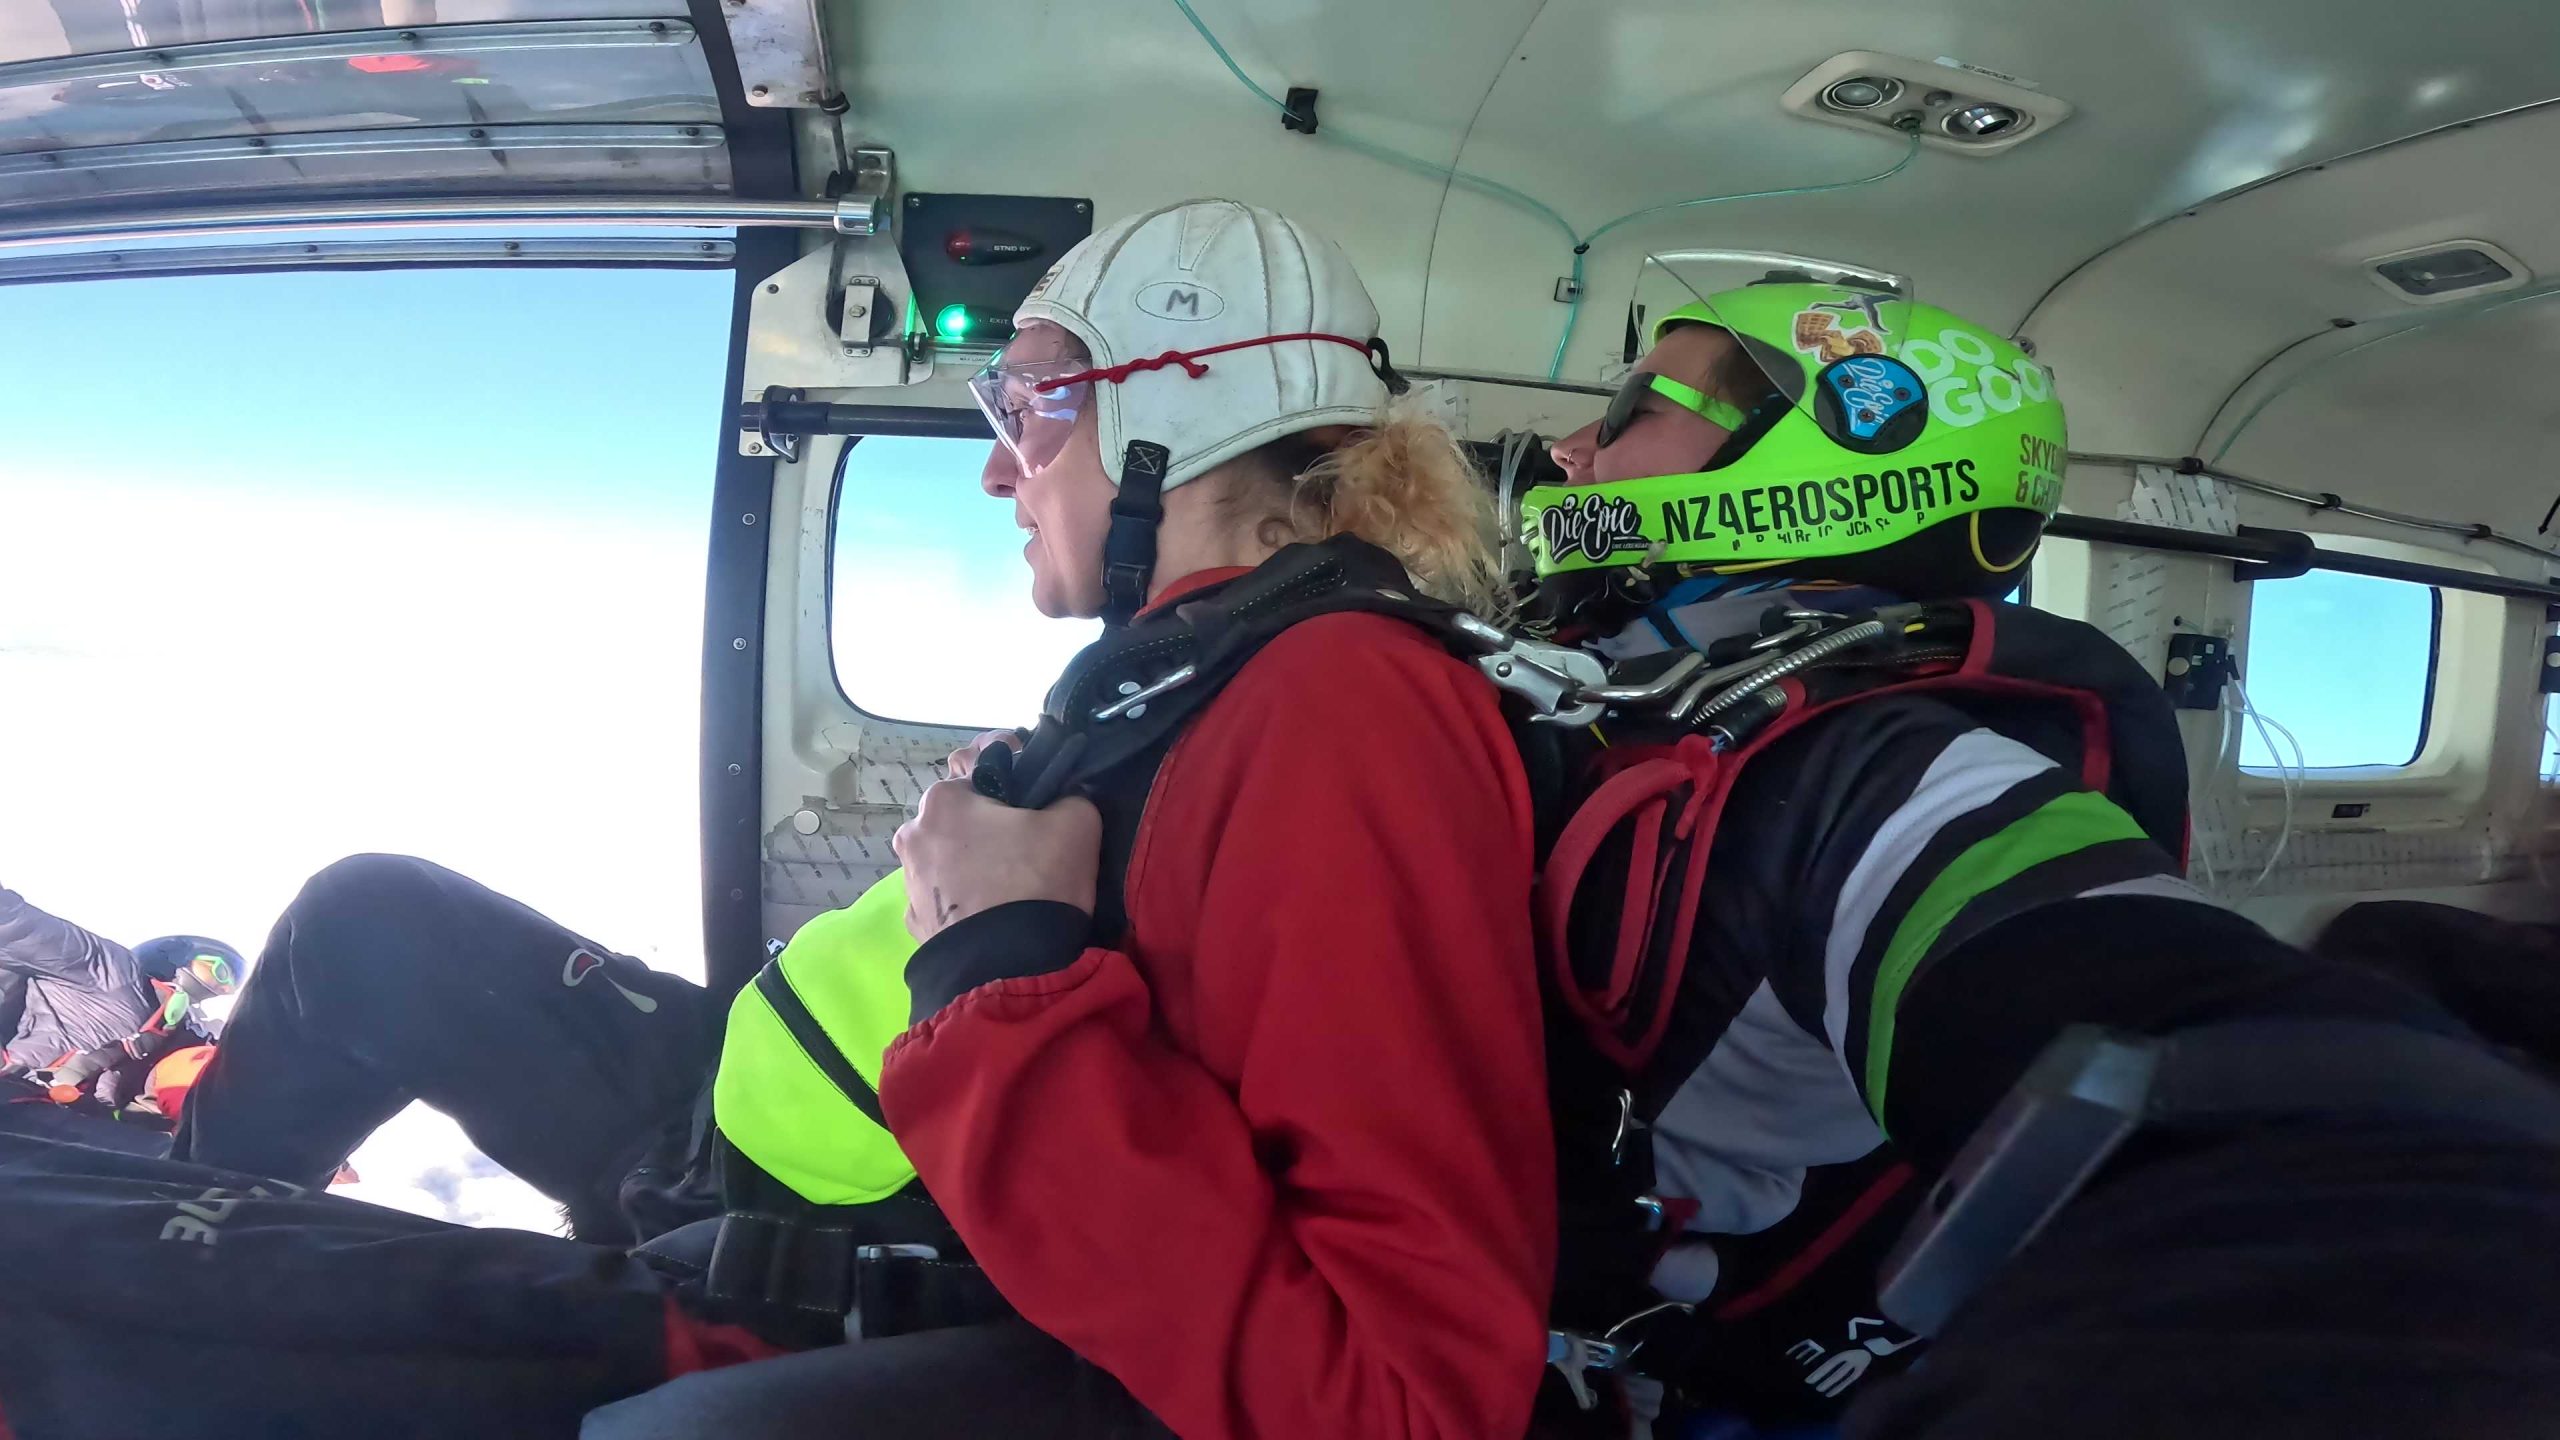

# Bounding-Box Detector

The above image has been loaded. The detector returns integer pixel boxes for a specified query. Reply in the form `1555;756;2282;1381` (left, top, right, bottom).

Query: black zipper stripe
753;965;887;1129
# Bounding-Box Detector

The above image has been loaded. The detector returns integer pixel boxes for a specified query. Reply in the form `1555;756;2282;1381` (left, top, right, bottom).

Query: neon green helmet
714;868;920;1206
1522;282;2065;595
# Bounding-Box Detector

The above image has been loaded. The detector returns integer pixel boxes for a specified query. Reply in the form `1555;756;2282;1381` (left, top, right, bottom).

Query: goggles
1596;370;1753;451
967;351;1098;475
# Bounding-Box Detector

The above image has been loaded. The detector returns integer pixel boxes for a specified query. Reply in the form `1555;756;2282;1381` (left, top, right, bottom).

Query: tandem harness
966;535;2179;1381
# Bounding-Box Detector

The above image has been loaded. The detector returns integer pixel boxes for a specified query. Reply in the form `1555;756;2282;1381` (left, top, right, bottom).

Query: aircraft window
0;263;733;1230
828;433;1100;730
2239;570;2439;770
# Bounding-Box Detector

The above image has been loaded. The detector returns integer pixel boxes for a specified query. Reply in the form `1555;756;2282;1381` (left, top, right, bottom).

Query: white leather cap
1014;198;1389;492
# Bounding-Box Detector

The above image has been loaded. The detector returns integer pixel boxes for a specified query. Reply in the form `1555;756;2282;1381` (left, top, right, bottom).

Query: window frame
2236;575;2442;774
819;406;1073;733
2228;533;2510;833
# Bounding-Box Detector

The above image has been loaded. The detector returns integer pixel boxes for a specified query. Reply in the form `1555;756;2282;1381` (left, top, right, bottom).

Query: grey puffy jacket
0;888;154;1069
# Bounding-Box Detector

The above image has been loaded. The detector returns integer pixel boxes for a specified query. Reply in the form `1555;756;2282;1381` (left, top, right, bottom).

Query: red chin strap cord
1041;333;1393;390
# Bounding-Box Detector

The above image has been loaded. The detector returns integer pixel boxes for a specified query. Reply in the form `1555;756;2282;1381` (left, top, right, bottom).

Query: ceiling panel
2215;295;2560;544
2026;103;2560;466
1413;0;2560;380
827;0;1550;365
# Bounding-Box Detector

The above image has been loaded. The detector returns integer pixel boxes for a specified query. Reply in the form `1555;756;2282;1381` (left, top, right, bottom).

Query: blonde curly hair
1220;400;1512;622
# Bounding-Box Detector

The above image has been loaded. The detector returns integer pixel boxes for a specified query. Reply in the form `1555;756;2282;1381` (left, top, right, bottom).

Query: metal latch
1451;614;1607;727
833;146;894;236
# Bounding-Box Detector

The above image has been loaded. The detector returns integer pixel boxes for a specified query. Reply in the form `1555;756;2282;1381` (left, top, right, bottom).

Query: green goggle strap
1646;374;1751;434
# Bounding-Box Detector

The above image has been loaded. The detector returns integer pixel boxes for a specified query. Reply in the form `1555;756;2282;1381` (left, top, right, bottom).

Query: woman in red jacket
889;198;1553;1439
598;199;1556;1439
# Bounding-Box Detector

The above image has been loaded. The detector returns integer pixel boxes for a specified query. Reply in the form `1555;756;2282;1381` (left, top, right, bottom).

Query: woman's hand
892;779;1102;942
942;729;1026;782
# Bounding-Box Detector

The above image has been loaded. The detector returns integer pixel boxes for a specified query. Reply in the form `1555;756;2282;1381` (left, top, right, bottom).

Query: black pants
173;854;716;1243
93;853;1162;1439
580;1320;1170;1440
0;1125;675;1440
1834;897;2560;1438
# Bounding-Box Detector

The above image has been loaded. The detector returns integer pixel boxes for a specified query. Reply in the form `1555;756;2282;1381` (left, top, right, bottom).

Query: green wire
1166;0;1921;381
1552;131;1922;378
1577;132;1922;253
1167;0;1576;245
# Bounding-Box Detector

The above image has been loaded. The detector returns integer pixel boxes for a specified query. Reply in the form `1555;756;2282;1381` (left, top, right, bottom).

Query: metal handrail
2072;451;2560;568
0;194;879;250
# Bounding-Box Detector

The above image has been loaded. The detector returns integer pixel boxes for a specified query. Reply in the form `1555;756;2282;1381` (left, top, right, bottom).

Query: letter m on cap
1163;287;1202;316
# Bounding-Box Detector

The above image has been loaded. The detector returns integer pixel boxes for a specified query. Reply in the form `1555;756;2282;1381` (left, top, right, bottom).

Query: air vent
2365;240;2532;305
1781;51;2073;157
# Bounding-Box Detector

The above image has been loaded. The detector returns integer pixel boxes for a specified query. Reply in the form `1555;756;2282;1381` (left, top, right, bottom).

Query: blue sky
0;259;1089;1226
0;264;729;519
2236;568;2434;769
830;432;1099;728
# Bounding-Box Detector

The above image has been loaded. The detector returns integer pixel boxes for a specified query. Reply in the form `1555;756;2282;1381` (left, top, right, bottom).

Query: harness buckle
1091;664;1198;722
1545;1300;1697;1409
1450;614;1608;726
849;1241;1015;1341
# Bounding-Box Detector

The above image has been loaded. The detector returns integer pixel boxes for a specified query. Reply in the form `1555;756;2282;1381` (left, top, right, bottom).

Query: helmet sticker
1527;459;1986;574
1791;297;1892;364
1899;327;2054;429
1817;354;1929;454
1539;493;1650;564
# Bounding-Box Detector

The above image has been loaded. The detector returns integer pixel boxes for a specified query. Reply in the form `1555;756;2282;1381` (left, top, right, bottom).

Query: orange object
147;1044;218;1124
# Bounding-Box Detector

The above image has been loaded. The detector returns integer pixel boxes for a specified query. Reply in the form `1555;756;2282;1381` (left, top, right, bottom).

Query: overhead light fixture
1781;51;2073;156
2363;239;2532;305
2376;248;2510;296
1822;76;1900;111
1944;103;2026;140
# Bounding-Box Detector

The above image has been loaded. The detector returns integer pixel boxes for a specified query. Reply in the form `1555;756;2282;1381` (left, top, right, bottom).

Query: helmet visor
1627;250;1923;459
967;348;1094;476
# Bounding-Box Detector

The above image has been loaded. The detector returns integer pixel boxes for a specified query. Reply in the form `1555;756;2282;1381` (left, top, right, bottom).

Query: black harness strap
1100;440;1172;628
978;535;1469;813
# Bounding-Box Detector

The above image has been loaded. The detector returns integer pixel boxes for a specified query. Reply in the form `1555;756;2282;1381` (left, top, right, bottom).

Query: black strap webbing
2150;1018;2560;1147
750;965;886;1128
1100;439;1170;627
991;535;1466;812
852;1250;1014;1339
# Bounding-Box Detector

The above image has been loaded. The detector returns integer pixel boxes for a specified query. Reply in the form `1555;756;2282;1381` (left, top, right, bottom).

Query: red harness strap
1538;601;2127;1074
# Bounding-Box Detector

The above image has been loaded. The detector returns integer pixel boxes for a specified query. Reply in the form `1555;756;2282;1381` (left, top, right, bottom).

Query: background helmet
1524;282;2065;599
128;935;247;995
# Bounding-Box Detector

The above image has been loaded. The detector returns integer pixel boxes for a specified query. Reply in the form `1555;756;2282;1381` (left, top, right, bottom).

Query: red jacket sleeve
881;615;1555;1440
